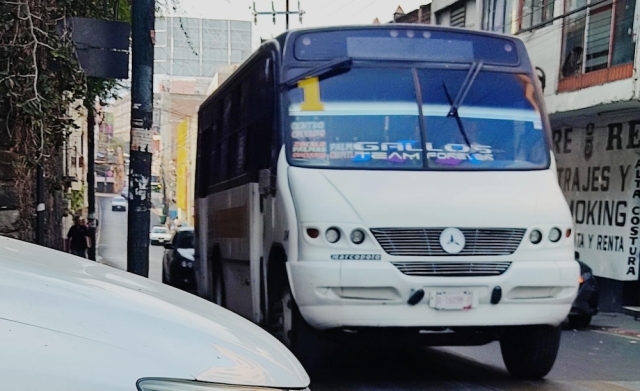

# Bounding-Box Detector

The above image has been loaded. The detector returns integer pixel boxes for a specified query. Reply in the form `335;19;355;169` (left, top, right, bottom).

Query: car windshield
286;67;549;170
152;227;168;233
177;231;195;248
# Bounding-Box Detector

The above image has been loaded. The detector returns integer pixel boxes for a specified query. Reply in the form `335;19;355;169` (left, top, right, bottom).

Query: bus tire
274;284;325;371
210;247;225;307
213;268;225;307
500;324;561;380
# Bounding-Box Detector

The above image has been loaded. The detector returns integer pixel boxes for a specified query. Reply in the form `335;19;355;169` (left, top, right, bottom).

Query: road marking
592;328;640;342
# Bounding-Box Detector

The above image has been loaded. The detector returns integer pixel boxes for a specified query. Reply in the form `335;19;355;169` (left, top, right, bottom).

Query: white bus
194;25;579;379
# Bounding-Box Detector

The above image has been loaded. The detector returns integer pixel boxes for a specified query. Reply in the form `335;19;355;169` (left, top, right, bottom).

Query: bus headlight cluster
529;230;542;244
309;227;368;245
350;229;365;244
549;228;562;242
529;227;563;244
325;228;340;243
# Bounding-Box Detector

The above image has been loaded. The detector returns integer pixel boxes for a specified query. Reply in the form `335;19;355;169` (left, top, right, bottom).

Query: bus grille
370;228;526;256
392;261;512;277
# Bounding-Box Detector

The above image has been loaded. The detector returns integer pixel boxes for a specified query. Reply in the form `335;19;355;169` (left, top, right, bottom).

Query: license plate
429;290;475;310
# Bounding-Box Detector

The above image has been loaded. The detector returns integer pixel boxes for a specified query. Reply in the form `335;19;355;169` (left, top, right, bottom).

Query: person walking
67;216;91;259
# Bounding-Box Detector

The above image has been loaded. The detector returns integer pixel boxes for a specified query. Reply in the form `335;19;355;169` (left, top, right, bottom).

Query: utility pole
127;0;154;277
87;103;96;261
252;0;304;30
286;0;289;30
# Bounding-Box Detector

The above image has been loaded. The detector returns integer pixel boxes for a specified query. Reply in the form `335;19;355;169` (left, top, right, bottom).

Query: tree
0;0;131;247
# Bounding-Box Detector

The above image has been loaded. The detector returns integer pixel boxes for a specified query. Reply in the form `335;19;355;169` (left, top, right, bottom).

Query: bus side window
244;55;276;178
209;105;222;188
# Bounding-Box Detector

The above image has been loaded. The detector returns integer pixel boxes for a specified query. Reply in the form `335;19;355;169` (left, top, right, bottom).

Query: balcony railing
557;63;633;93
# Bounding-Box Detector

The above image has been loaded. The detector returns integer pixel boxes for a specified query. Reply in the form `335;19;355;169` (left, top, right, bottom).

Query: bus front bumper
288;259;579;331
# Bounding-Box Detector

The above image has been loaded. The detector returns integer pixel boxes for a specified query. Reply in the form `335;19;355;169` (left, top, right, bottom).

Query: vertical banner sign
553;117;640;281
176;118;189;212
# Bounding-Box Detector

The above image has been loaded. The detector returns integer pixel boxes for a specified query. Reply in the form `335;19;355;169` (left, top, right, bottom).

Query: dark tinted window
177;231;195;248
197;53;277;193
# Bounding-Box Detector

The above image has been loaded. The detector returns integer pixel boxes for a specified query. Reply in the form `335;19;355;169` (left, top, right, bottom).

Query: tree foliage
0;0;131;244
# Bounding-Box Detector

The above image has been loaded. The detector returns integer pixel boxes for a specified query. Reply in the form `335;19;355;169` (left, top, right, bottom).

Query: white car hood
288;167;570;227
0;237;309;389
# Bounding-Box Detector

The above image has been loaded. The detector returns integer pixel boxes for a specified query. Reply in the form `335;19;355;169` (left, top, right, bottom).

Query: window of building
483;0;553;33
483;0;517;32
520;0;555;29
450;3;467;27
561;0;636;78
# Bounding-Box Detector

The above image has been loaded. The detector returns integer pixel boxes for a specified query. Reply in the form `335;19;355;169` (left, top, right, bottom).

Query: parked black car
162;227;196;291
569;251;599;329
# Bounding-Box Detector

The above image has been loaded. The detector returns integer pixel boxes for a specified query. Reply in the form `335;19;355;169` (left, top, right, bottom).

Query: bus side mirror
535;66;546;92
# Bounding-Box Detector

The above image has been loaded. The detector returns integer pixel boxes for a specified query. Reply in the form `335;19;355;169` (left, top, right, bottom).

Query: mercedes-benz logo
439;228;466;254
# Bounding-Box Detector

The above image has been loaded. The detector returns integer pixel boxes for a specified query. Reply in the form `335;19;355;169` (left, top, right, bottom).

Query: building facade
395;1;640;310
154;17;252;78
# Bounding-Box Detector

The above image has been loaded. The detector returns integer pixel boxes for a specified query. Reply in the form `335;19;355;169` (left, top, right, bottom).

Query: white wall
517;0;640;116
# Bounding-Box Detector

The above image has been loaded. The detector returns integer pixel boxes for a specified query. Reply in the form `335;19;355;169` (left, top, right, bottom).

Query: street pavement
307;314;640;390
96;194;164;282
95;195;640;390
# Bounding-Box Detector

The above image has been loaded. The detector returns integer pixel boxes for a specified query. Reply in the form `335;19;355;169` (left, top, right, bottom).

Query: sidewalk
589;312;640;340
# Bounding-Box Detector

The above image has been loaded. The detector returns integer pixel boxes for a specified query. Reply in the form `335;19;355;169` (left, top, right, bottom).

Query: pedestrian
67;216;91;259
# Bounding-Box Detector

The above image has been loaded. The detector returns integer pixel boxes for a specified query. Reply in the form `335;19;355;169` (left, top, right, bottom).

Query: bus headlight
529;229;542;244
350;229;365;244
549;227;562;242
326;227;340;243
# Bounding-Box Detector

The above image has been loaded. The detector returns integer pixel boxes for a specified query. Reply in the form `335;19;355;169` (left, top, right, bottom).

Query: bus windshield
286;67;549;170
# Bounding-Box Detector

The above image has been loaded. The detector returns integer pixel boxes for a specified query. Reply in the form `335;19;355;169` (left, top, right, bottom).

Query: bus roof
199;24;531;113
273;24;524;46
276;24;526;68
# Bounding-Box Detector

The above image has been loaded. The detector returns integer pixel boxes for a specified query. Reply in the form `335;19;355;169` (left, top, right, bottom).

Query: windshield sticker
329;143;355;159
298;77;325;111
292;141;327;160
291;120;326;139
332;141;422;163
426;143;494;163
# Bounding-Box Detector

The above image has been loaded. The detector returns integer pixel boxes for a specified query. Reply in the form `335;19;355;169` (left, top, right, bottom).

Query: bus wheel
280;287;294;348
212;265;225;307
500;325;561;380
274;285;325;369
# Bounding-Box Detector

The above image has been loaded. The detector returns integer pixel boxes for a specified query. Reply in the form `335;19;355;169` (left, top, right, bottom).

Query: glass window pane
286;68;548;171
561;0;587;78
521;0;533;29
585;7;612;72
612;0;636;65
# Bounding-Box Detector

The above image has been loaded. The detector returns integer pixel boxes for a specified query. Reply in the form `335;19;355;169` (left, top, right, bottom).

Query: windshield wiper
412;68;428;169
442;60;484;147
282;57;353;88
